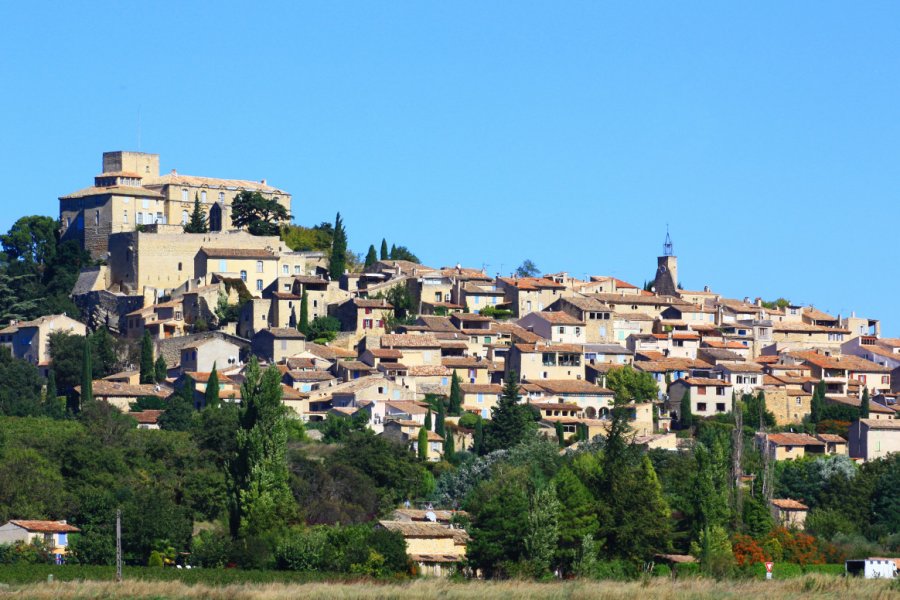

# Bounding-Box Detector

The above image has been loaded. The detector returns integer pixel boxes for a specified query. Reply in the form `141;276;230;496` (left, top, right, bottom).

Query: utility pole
116;509;122;583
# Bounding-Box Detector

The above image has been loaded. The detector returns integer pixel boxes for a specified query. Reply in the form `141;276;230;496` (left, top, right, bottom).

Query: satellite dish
425;510;437;522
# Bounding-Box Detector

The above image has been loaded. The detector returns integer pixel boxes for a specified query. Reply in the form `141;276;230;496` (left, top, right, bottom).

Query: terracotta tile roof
200;247;277;259
186;371;236;384
826;395;895;414
305;343;357;360
774;322;849;334
9;520;80;533
285;357;317;370
381;334;440;348
453;313;493;322
128;409;163;424
340;361;375;371
417;316;459;332
531;380;613;395
771;499;809;511
634;358;713;372
589;293;690;307
407;365;452;377
491;323;544;343
858;418;900;430
533;402;583;411
765;433;824;447
60;185;164;200
258;327;306;339
293;275;328;285
716;361;764;373
368;348;403;359
703;340;747;350
816;433;846;443
803;306;837;321
353;298;394;309
286;370;334;382
791;351;891;373
378;521;466;539
76;380;170;398
143;172;288;194
442;357;502;369
385;401;430;415
532;311;584;325
499;277;566;290
558;295;613;312
679;377;730;386
460;384;502;394
513;342;583;354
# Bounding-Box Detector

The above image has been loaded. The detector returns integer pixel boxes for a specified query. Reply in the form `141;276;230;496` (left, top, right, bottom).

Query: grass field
0;575;897;600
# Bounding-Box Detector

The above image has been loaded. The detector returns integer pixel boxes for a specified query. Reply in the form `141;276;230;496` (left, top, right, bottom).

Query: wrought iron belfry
663;226;674;257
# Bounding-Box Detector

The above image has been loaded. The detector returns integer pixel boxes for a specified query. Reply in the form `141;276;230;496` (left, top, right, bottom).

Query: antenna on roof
663;224;673;257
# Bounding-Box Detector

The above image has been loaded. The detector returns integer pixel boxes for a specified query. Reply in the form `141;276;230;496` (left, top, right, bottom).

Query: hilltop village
0;150;897;577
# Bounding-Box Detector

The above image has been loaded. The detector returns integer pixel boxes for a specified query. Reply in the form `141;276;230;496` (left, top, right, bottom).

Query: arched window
182;210;188;225
240;270;247;282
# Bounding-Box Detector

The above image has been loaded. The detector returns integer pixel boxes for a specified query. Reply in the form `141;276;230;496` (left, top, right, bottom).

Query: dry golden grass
0;575;897;600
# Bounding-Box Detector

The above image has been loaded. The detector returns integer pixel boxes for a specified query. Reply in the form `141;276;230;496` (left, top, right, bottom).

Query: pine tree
424;409;432;431
328;212;347;280
436;399;446;437
389;244;397;260
553;466;599;573
524;484;561;577
299;290;309;334
860;387;870;418
154;355;167;383
183;193;209;233
159;380;195;431
205;363;221;409
140;331;154;384
484;370;533;452
44;370;63;418
80;338;93;410
227;357;295;538
418;426;429;461
473;417;484;455
92;327;117;378
448;371;462;416
680;388;693;430
364;245;378;267
379;238;389;260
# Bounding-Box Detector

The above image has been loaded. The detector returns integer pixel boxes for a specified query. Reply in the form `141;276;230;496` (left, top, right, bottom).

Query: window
294;265;301;274
363;319;373;329
201;190;207;203
282;265;289;275
477;393;484;403
796;398;802;405
177;262;182;271
281;340;287;350
697;386;707;395
95;210;100;226
575;327;581;337
256;279;263;291
182;189;189;201
182;210;188;224
697;402;707;412
123;210;128;223
484;336;491;344
883;376;890;384
240;270;247;282
558;327;565;335
858;375;867;384
58;533;67;546
156;212;163;224
256;261;263;273
218;192;225;202
542;353;557;366
716;403;726;412
137;212;143;225
716;387;725;396
313;300;318;308
365;308;373;315
66;217;71;228
376;319;384;328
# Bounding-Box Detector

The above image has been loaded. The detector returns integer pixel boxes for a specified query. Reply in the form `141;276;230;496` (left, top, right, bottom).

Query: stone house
0;314;86;373
0;520;81;557
251;328;306;363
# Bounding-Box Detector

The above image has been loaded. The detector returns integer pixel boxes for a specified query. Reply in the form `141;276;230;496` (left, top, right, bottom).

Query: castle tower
654;230;679;297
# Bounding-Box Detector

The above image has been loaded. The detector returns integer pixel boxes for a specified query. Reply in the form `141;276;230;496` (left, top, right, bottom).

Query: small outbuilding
845;557;897;579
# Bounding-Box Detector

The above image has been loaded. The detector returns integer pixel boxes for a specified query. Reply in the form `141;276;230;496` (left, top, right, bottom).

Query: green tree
154;355;167;383
307;315;340;343
860;387;870;419
524;484;561;577
91;327;118;378
555;421;565;447
473;417;484;455
465;466;531;578
435;399;446;437
484;370;534;452
606;365;658;403
364;245;377;267
810;380;826;423
183;194;209;233
80;337;93;409
205;363;221;409
448;371;462;416
443;428;455;460
328;212;348;280
424;409;432;431
231;191;290;236
681;389;693;430
417;427;428;461
0;347;44;416
140;331;154;384
1;215;58;266
44;370;64;418
227;358;295;538
515;259;540;278
388;245;419;263
553;466;599;573
379;239;388;260
299;290;310;335
159;381;195;431
694;525;734;579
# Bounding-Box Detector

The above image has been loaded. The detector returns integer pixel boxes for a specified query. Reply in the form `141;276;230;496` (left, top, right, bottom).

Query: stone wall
73;289;144;333
154;331;250;369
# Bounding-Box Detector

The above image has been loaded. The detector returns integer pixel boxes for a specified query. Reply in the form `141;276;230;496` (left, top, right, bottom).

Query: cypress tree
556;421;565;447
418;426;429;461
44;370;62;418
299;290;309;334
811;379;826;423
448;371;462;416
154;355;167;383
205;363;221;409
389;243;397;260
328;212;347;280
379;238;389;260
473;417;484;455
365;245;378;267
140;331;154;384
680;388;693;430
860;387;870;419
80;338;93;410
444;427;455;459
436;399;446;437
289;306;297;329
183;193;209;233
425;409;432;431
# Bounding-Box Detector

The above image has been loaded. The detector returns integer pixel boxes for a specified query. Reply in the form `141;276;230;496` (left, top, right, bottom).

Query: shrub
652;563;672;577
147;551;163;567
675;562;700;578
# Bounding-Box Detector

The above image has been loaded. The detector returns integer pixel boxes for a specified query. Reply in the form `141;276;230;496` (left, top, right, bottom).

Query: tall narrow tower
654;229;679;296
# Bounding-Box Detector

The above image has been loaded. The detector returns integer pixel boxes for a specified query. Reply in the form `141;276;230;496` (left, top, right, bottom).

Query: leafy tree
418;427;428;461
466;466;531;578
298;290;310;335
860;387;870;419
388;245;420;263
307;316;340;343
159;382;195;431
484;370;534;452
227;358;295;538
0;347;44;416
328;212;348;280
379;239;389;260
524;484;561;576
810;380;826;423
1;215;58;266
205;363;221;409
0;270;38;322
183;194;209;233
515;259;540;278
693;435;731;532
680;388;693;430
231;191;290;236
44;370;64;418
693;525;734;578
606;365;658;403
473;417;484;455
91;327;118;378
448;371;462;416
280;223;333;252
140;331;154;384
364;245;377;267
154;355;167;383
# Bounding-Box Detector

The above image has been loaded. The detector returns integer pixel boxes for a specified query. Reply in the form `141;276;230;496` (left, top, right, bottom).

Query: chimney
704;285;710;292
171;169;177;175
261;179;267;185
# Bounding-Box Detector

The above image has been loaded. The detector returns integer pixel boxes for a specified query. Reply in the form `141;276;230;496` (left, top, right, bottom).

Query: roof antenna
663;224;673;257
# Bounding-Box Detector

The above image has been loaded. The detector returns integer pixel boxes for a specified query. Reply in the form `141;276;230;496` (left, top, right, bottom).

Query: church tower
654;229;679;297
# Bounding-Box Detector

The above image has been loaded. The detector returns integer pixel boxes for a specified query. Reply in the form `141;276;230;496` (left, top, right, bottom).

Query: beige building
0;314;86;372
507;342;584;381
60;151;291;259
770;499;809;528
251;328;306;363
378;521;468;577
517;311;587;344
0;520;80;556
849;419;900;461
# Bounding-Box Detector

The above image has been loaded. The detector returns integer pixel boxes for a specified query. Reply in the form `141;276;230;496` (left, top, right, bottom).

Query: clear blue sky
1;2;898;332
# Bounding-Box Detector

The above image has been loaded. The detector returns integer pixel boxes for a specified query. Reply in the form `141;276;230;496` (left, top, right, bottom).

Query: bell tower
654;229;679;296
